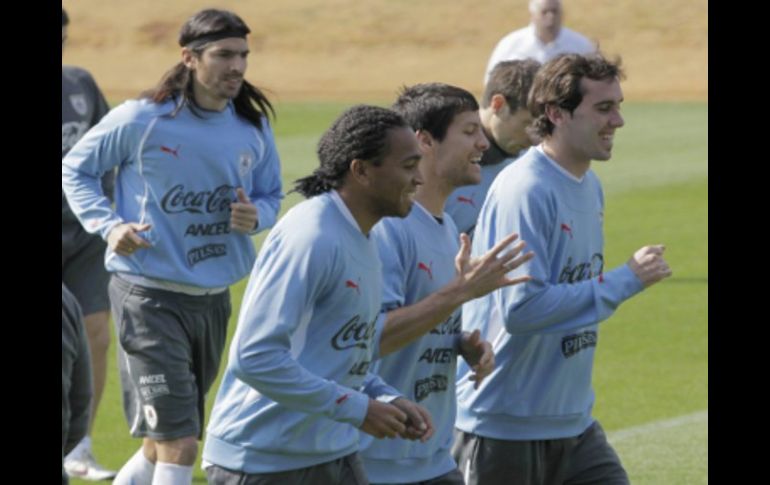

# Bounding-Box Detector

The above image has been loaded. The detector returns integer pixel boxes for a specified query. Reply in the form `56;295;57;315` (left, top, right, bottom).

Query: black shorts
451;421;629;485
109;274;231;440
62;222;110;315
207;453;369;485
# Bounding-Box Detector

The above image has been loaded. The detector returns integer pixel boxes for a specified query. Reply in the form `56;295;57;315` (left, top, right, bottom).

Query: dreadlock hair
528;53;624;138
293;105;409;198
140;8;274;130
391;83;479;141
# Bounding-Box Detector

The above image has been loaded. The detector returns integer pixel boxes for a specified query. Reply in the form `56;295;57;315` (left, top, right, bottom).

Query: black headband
183;30;247;50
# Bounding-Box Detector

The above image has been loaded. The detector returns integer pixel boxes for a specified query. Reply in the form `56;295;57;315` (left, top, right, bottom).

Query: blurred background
63;0;707;103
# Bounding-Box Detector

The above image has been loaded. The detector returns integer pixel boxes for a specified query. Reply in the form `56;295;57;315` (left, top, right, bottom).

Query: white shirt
484;24;595;83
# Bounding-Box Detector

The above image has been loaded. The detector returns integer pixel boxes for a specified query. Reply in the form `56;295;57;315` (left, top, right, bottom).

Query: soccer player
62;284;94;485
62;9;283;485
445;60;541;238
360;82;534;485
203;105;434;485
61;8;116;479
453;53;672;485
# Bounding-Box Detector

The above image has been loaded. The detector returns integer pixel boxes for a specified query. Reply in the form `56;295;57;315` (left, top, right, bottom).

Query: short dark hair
392;83;479;141
141;8;274;130
293;105;409;197
62;8;69;27
528;53;624;138
482;59;541;111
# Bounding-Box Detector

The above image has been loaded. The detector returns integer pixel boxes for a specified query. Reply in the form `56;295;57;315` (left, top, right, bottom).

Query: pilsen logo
558;254;604;283
187;243;226;267
161;184;233;215
331;315;376;350
561;330;597;358
415;375;448;402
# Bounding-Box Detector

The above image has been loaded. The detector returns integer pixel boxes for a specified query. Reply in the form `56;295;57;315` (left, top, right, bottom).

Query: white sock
79;436;92;451
152;462;193;485
64;435;91;460
113;447;155;485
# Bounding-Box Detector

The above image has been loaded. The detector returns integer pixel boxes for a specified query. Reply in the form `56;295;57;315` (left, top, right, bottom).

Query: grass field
71;100;708;484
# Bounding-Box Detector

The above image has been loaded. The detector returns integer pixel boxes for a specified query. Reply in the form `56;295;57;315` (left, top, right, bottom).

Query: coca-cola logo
160;184;233;215
331;315;376;350
558;253;604;283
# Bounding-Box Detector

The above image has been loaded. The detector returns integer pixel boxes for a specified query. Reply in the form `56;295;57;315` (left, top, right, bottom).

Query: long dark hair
293;105;408;198
140;8;274;130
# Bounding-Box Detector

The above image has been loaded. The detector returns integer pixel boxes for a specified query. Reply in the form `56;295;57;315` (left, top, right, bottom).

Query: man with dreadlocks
203;105;434;485
61;8;282;485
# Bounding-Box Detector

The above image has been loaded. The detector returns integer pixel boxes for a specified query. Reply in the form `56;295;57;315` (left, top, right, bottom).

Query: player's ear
415;130;434;153
349;158;370;186
491;93;508;114
545;103;565;126
181;47;198;70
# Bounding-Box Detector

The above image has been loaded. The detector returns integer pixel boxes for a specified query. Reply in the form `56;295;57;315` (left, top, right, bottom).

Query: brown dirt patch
63;0;707;102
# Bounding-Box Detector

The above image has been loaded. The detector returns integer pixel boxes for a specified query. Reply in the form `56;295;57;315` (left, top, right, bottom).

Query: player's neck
542;140;591;178
191;83;229;111
415;181;449;218
336;187;379;235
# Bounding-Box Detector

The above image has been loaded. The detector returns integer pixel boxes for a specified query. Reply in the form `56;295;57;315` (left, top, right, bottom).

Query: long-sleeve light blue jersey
444;143;523;237
204;191;402;474
362;202;461;483
456;146;643;440
61;98;283;288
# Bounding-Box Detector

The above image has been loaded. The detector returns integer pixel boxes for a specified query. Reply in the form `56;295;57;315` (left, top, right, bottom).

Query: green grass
609;411;708;484
71;101;707;484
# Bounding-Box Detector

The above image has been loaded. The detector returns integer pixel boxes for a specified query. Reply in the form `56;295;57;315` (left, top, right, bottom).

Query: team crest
143;404;158;430
69;94;88;116
238;152;254;177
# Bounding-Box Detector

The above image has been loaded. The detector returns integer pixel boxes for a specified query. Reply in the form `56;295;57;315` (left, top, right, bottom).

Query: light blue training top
62;98;283;288
204;191;402;473
456;146;643;441
362;202;462;483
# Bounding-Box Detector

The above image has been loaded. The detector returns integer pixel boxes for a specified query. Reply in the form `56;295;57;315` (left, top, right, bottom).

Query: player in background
445;60;541;238
360;82;534;484
484;0;595;84
62;8;283;485
62;8;117;480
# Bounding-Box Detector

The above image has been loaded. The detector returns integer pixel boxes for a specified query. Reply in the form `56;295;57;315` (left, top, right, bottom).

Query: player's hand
230;187;259;233
627;244;672;287
359;399;407;439
459;329;495;389
391;398;434;442
107;223;152;256
454;231;534;300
